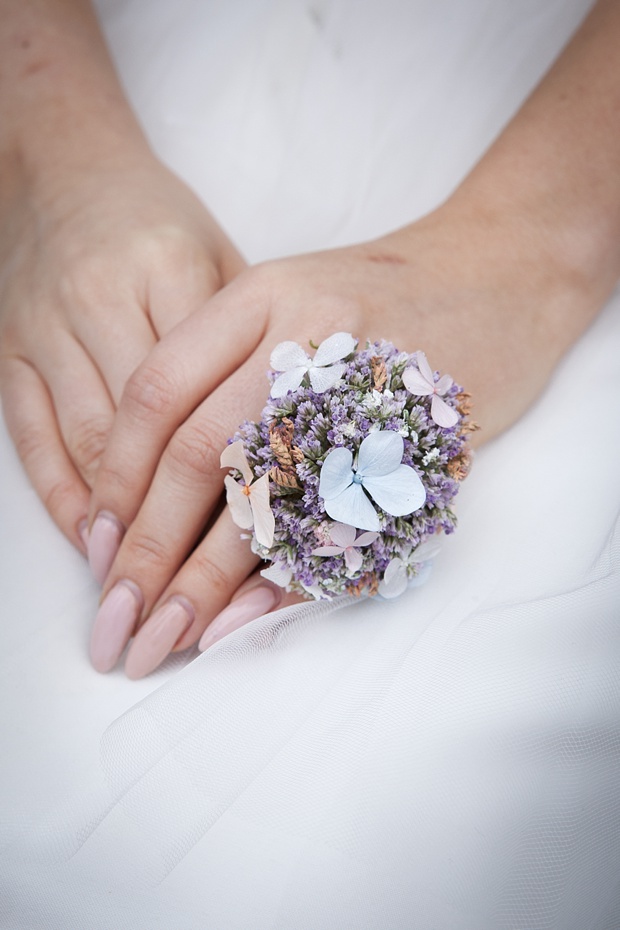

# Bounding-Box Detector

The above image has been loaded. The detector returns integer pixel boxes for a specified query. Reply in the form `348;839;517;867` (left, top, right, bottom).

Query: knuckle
126;530;171;573
122;361;182;421
13;421;47;466
93;460;136;497
58;259;107;306
191;548;232;594
43;477;77;519
165;421;221;482
68;415;111;476
238;261;278;303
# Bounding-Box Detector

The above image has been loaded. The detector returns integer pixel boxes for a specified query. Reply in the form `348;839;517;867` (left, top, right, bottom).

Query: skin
0;0;244;551
2;1;620;675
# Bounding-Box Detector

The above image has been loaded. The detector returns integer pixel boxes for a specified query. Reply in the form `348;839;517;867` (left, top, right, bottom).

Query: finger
196;572;305;654
0;357;90;552
89;272;270;537
34;332;116;488
89;507;256;676
73;299;157;406
91;347;268;598
146;246;246;338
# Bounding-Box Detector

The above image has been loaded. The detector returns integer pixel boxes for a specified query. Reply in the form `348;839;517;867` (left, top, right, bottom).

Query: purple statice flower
226;338;473;599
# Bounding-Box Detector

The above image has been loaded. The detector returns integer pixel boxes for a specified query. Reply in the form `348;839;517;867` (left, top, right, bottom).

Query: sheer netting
1;1;619;927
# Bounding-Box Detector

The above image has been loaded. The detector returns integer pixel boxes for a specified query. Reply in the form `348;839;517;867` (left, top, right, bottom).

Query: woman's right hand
0;149;245;553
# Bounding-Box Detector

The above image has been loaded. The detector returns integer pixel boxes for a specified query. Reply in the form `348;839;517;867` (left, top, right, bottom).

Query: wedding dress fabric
1;1;619;927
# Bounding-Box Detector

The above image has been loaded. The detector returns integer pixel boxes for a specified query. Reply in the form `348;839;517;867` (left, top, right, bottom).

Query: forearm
0;0;150;197
454;0;620;309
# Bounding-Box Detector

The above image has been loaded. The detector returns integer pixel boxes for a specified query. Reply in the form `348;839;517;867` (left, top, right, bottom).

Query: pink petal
220;440;253;486
354;531;380;547
224;475;254;529
312;545;345;557
260;563;293;587
402;366;433;396
430;394;459;429
249;473;275;548
329;523;358;549
344;547;363;574
415;351;435;385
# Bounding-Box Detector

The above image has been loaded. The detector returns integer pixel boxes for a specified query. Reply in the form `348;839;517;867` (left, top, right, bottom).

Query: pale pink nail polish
88;511;124;585
124;597;194;680
90;580;143;674
78;518;89;553
198;585;280;652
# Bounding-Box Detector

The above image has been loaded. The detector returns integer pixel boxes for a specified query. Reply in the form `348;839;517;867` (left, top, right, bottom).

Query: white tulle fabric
2;1;620;927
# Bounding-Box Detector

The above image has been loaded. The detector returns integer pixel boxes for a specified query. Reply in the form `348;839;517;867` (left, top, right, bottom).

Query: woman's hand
87;0;620;677
86;196;599;677
0;152;244;552
0;0;245;552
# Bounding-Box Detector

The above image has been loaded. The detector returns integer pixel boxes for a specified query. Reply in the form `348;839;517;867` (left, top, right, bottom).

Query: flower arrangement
222;333;475;600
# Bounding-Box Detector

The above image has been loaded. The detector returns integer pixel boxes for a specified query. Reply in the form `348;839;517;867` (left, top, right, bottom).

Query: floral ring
222;333;475;600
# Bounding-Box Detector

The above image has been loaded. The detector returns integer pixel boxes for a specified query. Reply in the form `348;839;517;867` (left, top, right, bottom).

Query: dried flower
222;337;473;599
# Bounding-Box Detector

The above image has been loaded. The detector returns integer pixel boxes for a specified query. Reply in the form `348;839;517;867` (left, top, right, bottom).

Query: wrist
0;0;152;207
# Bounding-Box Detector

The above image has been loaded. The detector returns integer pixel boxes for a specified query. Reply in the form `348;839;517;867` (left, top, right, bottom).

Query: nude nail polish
198;585;280;652
88;511;124;585
124;597;194;680
90;580;143;674
78;518;89;553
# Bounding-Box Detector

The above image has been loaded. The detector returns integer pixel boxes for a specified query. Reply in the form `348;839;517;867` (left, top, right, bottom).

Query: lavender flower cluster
229;339;473;599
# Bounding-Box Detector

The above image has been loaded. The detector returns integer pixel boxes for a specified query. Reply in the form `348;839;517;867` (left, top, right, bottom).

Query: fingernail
198;585;280;652
124;596;194;680
77;518;89;553
90;580;143;674
88;511;124;585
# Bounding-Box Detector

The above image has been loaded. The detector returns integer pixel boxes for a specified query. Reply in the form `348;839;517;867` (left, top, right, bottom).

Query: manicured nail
124;596;194;680
78;518;89;553
198;585;280;652
90;580;143;674
88;511;124;585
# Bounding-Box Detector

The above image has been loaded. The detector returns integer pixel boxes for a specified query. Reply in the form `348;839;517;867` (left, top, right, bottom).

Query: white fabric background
2;1;619;927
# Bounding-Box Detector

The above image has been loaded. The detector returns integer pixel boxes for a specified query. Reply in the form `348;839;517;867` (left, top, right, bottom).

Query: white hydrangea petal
323;482;380;532
260;563;293;587
300;582;326;600
270;340;311;371
328;522;358;549
312;332;356;367
402;366;433;396
308;363;345;393
409;562;433;588
357;430;404;477
220;439;254;486
344;547;363;574
416;351;435;385
248;473;275;549
378;557;408;599
312;545;345;557
411;539;442;562
435;374;453;396
363;464;426;517
354;531;380;547
430;394;459;428
319;447;354;501
270;367;307;398
224;475;254;529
